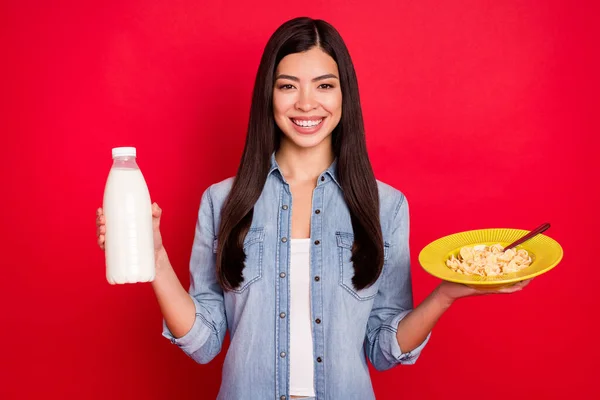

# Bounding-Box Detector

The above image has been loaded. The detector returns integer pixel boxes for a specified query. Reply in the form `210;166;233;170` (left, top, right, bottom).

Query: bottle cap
112;147;137;158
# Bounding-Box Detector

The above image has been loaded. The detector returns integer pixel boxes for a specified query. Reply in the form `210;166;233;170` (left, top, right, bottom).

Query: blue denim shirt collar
268;151;341;189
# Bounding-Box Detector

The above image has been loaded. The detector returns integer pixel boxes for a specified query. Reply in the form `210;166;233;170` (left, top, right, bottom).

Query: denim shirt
163;154;431;399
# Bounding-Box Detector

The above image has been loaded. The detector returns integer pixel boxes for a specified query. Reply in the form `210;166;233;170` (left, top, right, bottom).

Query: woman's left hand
435;279;533;306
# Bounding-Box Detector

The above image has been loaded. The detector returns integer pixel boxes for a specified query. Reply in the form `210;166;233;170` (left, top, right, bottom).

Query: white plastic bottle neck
112;156;139;169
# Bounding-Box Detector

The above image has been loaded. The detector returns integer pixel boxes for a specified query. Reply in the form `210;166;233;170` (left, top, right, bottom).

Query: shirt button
315;318;321;324
314;240;320;245
280;312;286;318
317;357;322;363
281;396;286;400
315;209;321;214
314;276;320;282
280;272;286;278
282;205;288;210
280;352;286;358
320;176;325;182
281;237;288;243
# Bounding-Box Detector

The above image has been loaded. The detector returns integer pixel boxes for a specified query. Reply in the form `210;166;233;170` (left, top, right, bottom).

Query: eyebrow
275;73;339;82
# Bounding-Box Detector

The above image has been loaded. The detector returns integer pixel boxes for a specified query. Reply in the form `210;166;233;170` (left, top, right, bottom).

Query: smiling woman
94;15;533;400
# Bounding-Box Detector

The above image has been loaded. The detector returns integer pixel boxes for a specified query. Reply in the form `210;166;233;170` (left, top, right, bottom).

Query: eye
279;84;295;90
318;83;334;89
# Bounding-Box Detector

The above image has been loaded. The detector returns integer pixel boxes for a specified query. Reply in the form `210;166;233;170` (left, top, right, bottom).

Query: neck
275;138;334;184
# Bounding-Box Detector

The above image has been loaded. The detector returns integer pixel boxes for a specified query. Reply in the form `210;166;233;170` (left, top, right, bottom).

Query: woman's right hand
96;203;165;253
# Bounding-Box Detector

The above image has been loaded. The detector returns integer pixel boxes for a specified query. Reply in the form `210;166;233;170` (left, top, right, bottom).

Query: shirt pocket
336;231;390;301
213;227;265;293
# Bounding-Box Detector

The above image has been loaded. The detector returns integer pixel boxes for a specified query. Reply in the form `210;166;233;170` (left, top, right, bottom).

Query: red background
2;1;598;399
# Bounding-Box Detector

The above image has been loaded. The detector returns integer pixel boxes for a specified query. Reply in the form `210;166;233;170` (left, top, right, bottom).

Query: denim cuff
161;296;214;356
380;310;431;365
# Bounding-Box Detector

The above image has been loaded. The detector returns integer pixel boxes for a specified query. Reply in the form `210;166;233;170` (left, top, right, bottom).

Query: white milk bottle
103;147;155;284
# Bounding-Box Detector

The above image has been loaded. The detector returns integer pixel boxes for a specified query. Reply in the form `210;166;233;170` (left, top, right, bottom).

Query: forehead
276;47;339;77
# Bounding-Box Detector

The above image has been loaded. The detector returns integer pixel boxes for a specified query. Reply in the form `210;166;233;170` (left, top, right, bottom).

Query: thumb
152;202;162;222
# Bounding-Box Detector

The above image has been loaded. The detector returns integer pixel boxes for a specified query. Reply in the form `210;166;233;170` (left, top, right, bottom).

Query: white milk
103;148;155;284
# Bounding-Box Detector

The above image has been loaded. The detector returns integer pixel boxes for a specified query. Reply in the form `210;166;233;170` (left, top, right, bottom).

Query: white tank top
289;239;316;397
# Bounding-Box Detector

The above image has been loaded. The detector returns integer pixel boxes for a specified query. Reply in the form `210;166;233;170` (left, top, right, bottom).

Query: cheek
322;94;342;118
272;94;283;116
272;94;292;133
273;93;295;117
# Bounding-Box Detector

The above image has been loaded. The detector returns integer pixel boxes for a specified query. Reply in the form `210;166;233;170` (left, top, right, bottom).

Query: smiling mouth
290;118;324;128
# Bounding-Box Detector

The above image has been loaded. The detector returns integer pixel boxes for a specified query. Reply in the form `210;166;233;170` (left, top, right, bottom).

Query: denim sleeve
162;185;227;364
364;195;431;371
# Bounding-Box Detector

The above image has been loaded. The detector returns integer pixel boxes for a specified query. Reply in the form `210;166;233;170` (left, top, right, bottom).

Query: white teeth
293;119;323;127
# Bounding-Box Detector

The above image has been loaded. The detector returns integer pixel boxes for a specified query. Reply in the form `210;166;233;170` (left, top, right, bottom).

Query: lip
290;116;326;121
289;117;326;135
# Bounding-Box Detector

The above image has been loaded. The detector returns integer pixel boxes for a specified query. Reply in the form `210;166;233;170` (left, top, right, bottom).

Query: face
273;47;342;150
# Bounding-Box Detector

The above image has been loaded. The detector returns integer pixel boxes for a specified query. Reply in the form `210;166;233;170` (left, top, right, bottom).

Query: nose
295;87;317;112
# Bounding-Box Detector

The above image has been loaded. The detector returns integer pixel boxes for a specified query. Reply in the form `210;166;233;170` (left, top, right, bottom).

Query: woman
96;17;530;400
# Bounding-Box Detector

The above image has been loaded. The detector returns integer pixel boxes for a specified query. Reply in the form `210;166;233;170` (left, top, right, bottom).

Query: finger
96;225;106;237
513;279;531;288
96;208;102;217
496;281;527;294
98;235;105;249
497;287;520;294
96;215;105;227
152;203;162;231
152;202;162;217
520;279;533;288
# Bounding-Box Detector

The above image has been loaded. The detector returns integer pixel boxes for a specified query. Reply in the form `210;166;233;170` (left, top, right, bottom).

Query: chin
283;130;332;149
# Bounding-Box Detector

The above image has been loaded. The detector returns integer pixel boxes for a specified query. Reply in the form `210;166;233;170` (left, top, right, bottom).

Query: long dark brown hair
216;17;383;292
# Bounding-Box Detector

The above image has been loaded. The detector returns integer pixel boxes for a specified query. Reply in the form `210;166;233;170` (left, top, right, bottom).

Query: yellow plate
418;228;563;289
